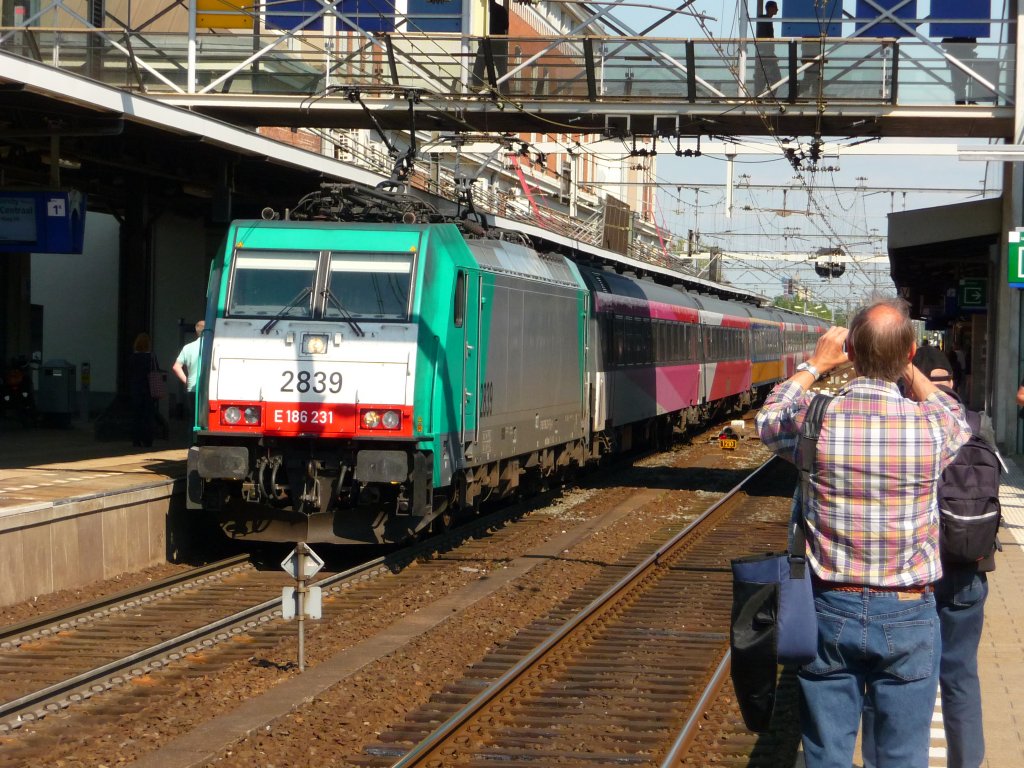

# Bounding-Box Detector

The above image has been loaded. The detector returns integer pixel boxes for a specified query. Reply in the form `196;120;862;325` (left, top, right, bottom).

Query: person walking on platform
172;320;205;425
862;346;1000;768
756;299;971;768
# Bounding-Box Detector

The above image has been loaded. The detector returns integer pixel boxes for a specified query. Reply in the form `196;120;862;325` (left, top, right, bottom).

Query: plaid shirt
756;378;971;587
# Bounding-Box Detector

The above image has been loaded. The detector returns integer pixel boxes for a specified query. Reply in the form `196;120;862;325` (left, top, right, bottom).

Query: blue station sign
0;190;87;254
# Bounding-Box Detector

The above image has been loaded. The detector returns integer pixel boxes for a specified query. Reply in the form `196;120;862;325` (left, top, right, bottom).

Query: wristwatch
795;361;821;379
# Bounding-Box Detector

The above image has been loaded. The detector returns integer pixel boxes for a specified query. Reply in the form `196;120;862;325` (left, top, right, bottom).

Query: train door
459;271;483;448
698;323;710;403
581;293;591;438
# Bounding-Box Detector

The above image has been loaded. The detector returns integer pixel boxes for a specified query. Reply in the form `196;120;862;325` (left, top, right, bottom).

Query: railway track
0;554;252;647
0;426;786;767
0;500;538;733
354;457;801;768
0;554;314;730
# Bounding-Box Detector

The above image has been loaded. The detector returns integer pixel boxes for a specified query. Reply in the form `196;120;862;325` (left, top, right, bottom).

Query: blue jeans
862;570;988;768
800;587;940;768
936;568;987;768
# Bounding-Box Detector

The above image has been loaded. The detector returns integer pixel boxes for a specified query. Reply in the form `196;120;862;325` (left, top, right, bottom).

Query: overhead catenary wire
293;9;987;309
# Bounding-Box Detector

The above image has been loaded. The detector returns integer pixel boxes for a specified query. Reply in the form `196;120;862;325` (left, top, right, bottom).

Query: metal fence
1;26;1013;107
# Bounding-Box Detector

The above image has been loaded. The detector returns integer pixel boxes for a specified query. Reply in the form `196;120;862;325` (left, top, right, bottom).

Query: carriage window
615;315;626;366
643;318;653;364
228;250;318;317
601;314;615;366
326;252;414;321
454;270;466;328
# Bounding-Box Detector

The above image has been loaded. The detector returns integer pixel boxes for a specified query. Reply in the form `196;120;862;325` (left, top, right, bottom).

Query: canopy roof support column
998;0;1024;451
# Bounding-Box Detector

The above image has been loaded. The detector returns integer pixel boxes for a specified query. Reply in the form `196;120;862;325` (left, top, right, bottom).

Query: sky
654;141;999;309
574;0;1008;311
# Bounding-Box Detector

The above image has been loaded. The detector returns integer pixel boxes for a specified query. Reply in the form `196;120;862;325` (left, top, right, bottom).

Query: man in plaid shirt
756;299;971;768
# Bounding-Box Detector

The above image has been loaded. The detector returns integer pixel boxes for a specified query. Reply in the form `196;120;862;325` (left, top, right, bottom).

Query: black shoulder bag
729;393;832;732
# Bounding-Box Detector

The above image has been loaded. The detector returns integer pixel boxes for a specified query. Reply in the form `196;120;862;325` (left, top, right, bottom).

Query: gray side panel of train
467;244;588;465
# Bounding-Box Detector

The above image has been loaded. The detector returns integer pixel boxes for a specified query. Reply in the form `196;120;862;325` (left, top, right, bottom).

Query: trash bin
37;360;76;426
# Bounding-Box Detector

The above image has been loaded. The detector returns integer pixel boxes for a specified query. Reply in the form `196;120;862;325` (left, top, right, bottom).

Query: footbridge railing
0;26;1014;109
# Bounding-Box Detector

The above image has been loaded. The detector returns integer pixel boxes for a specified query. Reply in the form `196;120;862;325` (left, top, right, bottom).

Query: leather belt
813;577;933;595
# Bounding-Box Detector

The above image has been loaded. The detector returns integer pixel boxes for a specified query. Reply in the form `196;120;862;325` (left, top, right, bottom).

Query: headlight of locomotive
302;333;329;355
221;405;261;426
361;409;401;430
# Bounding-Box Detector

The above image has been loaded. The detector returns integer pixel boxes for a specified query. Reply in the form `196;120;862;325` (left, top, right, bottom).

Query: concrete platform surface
0;418;188;512
0;418;190;606
978;455;1024;768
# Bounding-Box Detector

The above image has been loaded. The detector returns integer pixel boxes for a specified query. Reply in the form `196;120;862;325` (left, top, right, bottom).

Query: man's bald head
848;299;914;381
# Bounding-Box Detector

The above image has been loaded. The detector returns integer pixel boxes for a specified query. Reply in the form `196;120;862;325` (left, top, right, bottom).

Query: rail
388;456;798;767
0;554;250;646
0;498;550;731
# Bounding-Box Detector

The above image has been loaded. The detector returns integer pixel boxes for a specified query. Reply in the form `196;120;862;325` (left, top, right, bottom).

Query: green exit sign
1010;230;1024;287
959;278;987;309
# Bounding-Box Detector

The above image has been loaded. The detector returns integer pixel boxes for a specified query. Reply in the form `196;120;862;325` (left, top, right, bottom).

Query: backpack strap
791;393;833;576
936;384;984;435
798;394;833;475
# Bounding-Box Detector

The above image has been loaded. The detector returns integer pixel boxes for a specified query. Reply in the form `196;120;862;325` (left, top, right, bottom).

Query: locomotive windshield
325;252;413;321
229;250;317;318
227;248;414;322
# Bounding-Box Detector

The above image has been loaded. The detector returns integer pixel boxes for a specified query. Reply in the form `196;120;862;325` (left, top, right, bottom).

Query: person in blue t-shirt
172;320;204;423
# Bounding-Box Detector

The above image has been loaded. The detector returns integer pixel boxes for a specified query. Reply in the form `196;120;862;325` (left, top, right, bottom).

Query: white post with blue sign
281;542;324;672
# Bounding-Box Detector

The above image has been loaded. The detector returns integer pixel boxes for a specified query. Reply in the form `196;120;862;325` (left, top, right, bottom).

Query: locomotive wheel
436;509;454;531
427;496;454;533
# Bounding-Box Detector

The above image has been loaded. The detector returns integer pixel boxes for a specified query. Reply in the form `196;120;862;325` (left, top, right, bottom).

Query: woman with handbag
128;332;160;447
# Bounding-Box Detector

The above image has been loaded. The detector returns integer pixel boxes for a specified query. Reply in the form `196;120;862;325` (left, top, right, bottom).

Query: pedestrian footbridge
1;22;1015;138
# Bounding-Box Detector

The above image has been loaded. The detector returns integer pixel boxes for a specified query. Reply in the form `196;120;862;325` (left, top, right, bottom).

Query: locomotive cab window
326;252;414;321
454;270;466;328
228;250;318;318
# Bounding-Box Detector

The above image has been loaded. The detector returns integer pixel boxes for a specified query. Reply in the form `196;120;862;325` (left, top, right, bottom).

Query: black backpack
936;406;1002;566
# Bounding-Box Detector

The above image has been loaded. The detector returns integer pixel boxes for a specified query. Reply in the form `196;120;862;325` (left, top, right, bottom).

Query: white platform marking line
930;693;946;766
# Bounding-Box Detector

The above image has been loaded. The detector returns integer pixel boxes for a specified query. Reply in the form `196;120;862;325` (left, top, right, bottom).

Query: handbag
148;355;166;400
730;393;831;732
